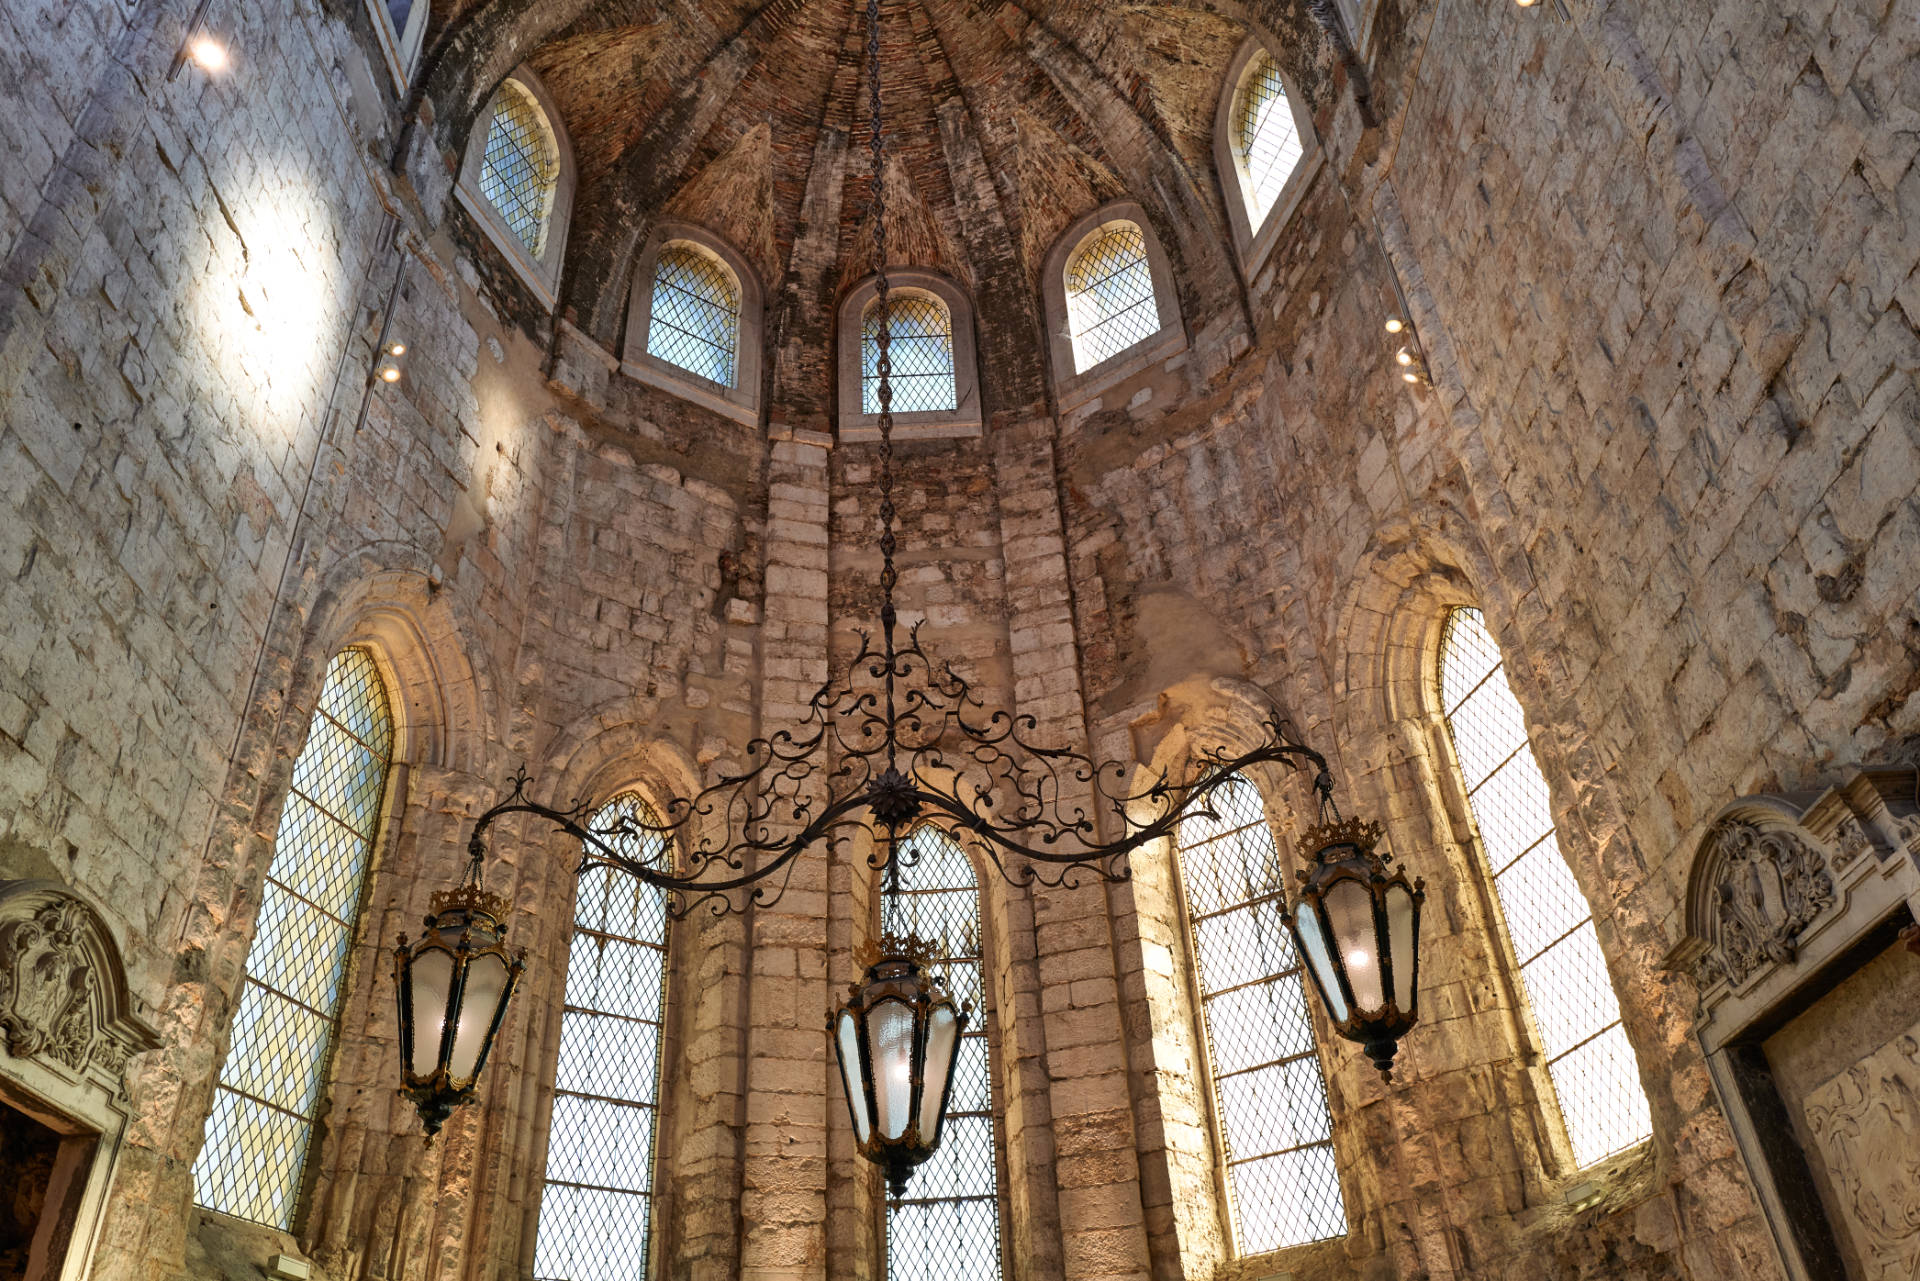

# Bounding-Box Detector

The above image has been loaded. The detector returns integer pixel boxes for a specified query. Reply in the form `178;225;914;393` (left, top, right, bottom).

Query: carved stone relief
1802;1026;1920;1280
0;882;158;1099
1691;819;1834;990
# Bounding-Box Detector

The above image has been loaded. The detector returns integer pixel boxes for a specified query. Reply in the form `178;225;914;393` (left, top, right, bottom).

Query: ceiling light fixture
393;0;1419;1166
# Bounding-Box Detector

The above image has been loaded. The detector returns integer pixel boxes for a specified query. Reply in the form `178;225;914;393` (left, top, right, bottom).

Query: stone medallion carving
0;881;158;1097
1802;1029;1920;1279
1692;819;1834;989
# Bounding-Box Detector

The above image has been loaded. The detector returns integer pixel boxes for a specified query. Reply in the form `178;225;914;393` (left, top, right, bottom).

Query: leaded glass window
1063;223;1158;372
647;244;741;387
1437;607;1652;1167
862;294;958;415
193;648;394;1229
1234;53;1305;228
534;792;672;1281
478;79;560;257
884;825;1002;1281
1176;775;1345;1254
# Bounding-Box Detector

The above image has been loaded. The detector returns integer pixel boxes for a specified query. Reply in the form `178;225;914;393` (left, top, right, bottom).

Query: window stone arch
455;66;576;310
622;224;764;426
1212;39;1321;275
1041;202;1186;412
836;271;982;441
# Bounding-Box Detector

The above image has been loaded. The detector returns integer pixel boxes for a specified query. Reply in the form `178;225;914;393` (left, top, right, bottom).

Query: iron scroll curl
459;619;1334;920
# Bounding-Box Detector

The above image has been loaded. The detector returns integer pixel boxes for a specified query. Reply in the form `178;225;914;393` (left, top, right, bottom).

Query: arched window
645;243;742;388
1213;43;1318;270
533;792;673;1281
366;0;428;88
478;80;560;257
457;70;575;309
1063;222;1160;373
863;293;958;415
193;648;394;1229
1176;774;1345;1255
1233;53;1305;230
883;826;1002;1278
1437;608;1652;1167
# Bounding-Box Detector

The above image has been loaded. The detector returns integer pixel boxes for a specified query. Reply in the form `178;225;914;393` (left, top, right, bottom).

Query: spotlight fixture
379;365;402;383
167;0;224;81
1383;318;1404;334
388;342;408;357
189;36;228;70
1395;347;1413;366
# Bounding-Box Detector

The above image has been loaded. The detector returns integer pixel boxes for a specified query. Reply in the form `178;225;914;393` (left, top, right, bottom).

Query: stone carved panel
0;882;157;1098
1691;819;1834;989
1801;1027;1920;1279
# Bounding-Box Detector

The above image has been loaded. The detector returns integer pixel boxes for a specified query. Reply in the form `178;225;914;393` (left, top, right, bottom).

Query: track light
1383;318;1404;334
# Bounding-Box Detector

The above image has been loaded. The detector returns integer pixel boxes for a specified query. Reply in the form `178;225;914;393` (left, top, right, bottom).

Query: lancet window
478;78;562;257
1437;607;1653;1166
193;648;394;1229
1232;52;1306;230
1176;775;1346;1253
532;792;673;1281
883;825;1003;1279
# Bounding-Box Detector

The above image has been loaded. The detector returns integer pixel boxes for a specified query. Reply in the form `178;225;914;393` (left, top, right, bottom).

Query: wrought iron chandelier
392;0;1423;1167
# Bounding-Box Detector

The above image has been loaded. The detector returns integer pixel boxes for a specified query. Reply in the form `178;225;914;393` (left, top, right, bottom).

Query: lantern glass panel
836;1009;871;1142
1386;883;1417;1011
1324;877;1383;1013
918;1001;960;1140
407;946;456;1076
449;947;509;1081
1291;900;1347;1022
867;999;917;1141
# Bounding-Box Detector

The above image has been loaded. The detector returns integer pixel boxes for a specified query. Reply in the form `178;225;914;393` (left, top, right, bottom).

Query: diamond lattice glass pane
887;826;1003;1281
863;296;958;415
1064;224;1159;372
1176;775;1346;1252
1231;1144;1345;1256
194;649;392;1229
1439;607;1653;1169
1236;54;1306;226
534;795;671;1281
1548;1023;1653;1164
478;80;559;256
647;244;740;387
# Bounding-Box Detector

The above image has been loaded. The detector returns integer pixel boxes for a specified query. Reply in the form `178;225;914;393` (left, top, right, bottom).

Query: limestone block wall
2;0;1916;1279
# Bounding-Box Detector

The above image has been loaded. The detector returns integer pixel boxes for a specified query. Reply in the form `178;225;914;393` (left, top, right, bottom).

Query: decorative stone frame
621;224;765;428
1666;765;1920;1281
836;270;983;441
1041;202;1187;413
1212;39;1323;278
0;880;161;1281
363;0;428;93
455;67;576;311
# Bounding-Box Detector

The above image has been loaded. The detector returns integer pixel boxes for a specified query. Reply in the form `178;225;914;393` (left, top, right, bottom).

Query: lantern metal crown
390;0;1425;1181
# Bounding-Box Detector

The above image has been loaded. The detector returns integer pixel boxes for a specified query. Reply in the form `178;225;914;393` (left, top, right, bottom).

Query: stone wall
1;0;1916;1279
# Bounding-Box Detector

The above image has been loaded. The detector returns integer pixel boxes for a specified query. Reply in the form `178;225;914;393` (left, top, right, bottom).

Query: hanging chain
867;0;905;932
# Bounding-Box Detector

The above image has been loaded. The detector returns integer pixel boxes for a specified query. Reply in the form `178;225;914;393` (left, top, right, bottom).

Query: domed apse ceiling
421;1;1321;418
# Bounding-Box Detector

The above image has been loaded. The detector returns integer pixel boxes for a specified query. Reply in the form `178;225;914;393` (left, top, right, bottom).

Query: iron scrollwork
464;623;1332;920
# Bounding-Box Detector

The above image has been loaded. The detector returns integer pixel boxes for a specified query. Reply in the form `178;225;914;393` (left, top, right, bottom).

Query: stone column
739;430;834;1280
992;419;1152;1281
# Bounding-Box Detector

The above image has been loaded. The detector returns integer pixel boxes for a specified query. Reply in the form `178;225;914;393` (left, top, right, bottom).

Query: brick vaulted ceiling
415;0;1325;414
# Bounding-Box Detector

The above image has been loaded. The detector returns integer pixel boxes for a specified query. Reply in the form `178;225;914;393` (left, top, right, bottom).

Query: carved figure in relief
1831;817;1871;872
1804;1034;1920;1280
0;899;98;1071
1697;820;1834;987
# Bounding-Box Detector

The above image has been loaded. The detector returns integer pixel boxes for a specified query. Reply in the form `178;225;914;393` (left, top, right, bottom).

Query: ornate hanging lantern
831;931;970;1196
393;869;526;1136
1287;810;1424;1079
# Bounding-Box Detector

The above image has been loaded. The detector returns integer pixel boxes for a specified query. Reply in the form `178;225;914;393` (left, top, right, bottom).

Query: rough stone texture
2;0;1918;1279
